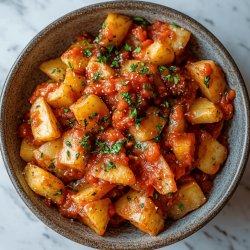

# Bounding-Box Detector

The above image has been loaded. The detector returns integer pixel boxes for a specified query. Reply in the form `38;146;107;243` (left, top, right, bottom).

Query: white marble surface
0;0;250;249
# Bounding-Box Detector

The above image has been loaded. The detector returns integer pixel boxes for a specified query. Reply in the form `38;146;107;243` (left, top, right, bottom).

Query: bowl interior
1;1;249;249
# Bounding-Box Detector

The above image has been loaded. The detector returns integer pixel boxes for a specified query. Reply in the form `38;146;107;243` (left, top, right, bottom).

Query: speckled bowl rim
0;1;249;249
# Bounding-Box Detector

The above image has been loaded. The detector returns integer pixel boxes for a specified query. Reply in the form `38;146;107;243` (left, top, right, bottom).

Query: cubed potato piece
72;182;115;206
64;68;86;97
167;181;206;220
61;46;89;74
129;107;166;142
145;41;175;65
20;139;38;162
186;60;227;103
39;58;66;82
152;155;177;194
187;98;223;124
47;84;76;108
91;160;136;186
86;56;115;82
30;97;61;142
168;104;186;134
197;131;227;174
115;190;164;236
79;198;111;236
172;133;195;167
169;25;191;55
70;94;110;132
24;163;65;205
33;138;62;171
58;129;88;171
99;13;132;47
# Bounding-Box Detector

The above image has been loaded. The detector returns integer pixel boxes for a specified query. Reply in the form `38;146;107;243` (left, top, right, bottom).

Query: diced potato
30;97;61;142
86;56;115;82
99;13;132;47
172;133;195;166
115;190;164;236
187;98;223;124
24;163;65;205
70;94;110;132
33;138;62;171
169;25;191;55
79;198;111;236
20;139;38;162
152;155;177;194
129;107;166;142
186;60;227;103
168;104;186;134
167;181;206;220
64;68;86;97
58;129;88;171
61;46;89;74
197;131;227;174
145;41;175;65
91;160;136;186
72;182;115;206
47;84;76;108
39;57;66;82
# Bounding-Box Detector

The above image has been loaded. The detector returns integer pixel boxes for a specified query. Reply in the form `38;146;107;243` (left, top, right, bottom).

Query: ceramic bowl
1;1;249;249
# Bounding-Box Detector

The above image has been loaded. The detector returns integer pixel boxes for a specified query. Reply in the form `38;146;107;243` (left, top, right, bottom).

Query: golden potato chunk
70;94;110;132
79;198;111;236
167;181;206;220
72;182;115;206
64;68;86;98
20;139;38;162
30;97;61;142
99;13;132;47
172;133;195;167
197;131;227;174
33;138;62;172
187;97;223;124
58;129;88;171
145;41;175;65
47;84;76;108
186;60;226;103
91;160;136;186
169;25;191;55
39;57;66;82
168;104;186;134
115;190;164;236
129;107;166;142
24;163;65;205
86;56;115;82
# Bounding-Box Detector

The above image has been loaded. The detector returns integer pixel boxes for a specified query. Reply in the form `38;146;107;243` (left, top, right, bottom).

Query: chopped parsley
80;133;90;151
156;123;163;132
133;46;141;53
83;118;88;128
139;203;145;208
169;65;177;72
81;81;86;86
127;196;132;201
92;192;97;196
130;63;139;72
178;203;185;210
171;22;178;28
158;65;168;72
89;112;98;119
133;16;150;26
102;22;106;29
55;189;62;195
139;66;149;74
124;43;132;51
65;141;71;147
110;60;120;68
173;74;179;84
93;35;100;43
106;45;114;53
94;140;124;155
92;72;100;81
154;191;159;200
66;150;70;157
84;48;92;58
105;161;116;172
68;118;75;128
120;92;133;107
204;75;210;88
75;152;80;159
48;162;55;169
68;61;74;71
63;108;69;113
134;142;148;151
164;101;170;108
51;68;57;74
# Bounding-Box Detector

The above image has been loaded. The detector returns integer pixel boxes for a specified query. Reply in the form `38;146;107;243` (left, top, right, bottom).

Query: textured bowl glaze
1;1;249;249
